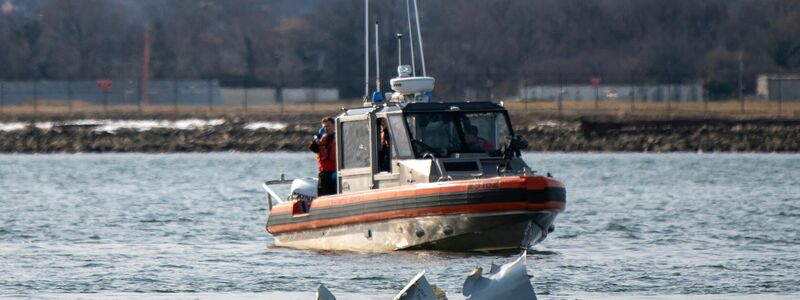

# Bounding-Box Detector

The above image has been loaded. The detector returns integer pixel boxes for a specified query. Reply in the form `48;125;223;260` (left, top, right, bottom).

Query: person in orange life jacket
308;116;337;196
464;125;494;152
377;118;391;172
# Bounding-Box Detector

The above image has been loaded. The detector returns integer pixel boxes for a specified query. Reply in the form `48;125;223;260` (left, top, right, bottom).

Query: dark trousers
318;171;336;196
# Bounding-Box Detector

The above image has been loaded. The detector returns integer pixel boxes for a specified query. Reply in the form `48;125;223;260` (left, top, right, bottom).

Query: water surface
1;153;798;298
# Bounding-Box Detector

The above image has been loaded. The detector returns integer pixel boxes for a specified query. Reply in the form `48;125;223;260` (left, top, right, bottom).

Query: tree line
0;0;799;99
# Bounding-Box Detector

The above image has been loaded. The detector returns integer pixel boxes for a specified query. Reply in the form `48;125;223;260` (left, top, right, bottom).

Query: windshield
405;112;511;157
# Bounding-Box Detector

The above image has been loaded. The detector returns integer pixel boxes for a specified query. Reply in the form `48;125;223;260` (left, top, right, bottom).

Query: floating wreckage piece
316;283;336;300
462;252;537;300
312;253;537;300
313;271;447;300
392;270;447;300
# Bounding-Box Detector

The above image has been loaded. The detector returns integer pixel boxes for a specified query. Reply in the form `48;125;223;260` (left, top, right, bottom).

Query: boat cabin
334;101;531;194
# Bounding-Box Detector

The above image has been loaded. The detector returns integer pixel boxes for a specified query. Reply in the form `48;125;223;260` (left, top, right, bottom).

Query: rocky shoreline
1;117;798;153
521;118;800;152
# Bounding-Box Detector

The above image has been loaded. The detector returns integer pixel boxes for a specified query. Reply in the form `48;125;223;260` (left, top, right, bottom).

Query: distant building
518;84;704;102
220;88;276;105
756;74;800;101
281;88;339;103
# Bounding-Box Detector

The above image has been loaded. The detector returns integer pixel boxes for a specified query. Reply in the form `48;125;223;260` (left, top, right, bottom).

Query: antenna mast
364;0;369;100
405;0;416;76
397;33;403;67
375;21;381;93
412;0;426;76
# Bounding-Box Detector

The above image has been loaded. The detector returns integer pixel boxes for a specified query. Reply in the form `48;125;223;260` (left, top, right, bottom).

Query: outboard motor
289;178;318;202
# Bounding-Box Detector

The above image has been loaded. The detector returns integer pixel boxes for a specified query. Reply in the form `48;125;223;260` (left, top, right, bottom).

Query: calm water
1;153;799;299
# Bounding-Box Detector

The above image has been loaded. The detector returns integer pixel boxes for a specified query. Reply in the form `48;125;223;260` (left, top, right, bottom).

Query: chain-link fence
0;74;798;116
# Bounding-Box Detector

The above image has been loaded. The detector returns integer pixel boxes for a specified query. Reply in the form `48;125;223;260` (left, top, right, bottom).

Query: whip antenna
412;0;426;76
375;21;381;93
364;0;369;100
405;0;416;76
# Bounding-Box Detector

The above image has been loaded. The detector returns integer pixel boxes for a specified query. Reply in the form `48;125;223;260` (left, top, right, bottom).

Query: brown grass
0;101;360;120
1;99;799;120
503;99;800;119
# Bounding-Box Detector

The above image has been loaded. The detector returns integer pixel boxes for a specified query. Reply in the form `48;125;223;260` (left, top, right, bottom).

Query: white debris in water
462;252;537;300
243;122;288;131
316;283;336;300
393;270;440;300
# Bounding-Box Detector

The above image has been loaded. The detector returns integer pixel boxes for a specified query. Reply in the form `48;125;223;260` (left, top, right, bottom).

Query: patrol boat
262;0;565;252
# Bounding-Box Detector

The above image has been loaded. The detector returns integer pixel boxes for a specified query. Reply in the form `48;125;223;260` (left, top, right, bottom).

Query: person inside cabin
422;114;450;151
464;125;494;152
377;118;391;172
308;116;337;196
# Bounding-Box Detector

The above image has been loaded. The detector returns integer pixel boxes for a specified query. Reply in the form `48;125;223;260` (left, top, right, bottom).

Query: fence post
738;51;744;114
311;91;316;112
522;77;528;111
103;90;109;113
557;72;563;119
0;81;4;113
207;78;213;112
629;73;635;112
667;78;672;114
243;79;249;113
277;86;284;113
777;75;783;116
740;96;745;114
67;79;73;113
136;78;142;113
33;79;39;114
173;79;179;113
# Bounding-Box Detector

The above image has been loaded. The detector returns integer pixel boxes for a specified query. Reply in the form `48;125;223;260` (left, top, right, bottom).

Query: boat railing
262;173;294;210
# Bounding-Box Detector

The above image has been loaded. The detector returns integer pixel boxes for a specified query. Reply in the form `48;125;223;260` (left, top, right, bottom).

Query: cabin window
387;115;412;158
459;112;511;153
405;113;462;157
341;120;371;169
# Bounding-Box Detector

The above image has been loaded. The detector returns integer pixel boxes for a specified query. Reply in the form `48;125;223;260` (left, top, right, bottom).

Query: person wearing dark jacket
308;116;337;196
377;118;391;172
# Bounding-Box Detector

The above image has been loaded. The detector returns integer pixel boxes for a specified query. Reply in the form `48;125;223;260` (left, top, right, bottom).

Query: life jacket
311;133;336;172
